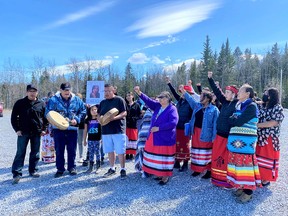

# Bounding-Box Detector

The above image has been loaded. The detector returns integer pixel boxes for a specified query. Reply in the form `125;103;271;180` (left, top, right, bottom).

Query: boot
201;170;211;179
82;151;90;167
95;160;101;174
174;160;181;169
179;161;189;172
191;171;201;177
85;161;94;173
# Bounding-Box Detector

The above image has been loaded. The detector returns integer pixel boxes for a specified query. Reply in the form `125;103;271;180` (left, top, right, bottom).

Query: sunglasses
157;95;167;99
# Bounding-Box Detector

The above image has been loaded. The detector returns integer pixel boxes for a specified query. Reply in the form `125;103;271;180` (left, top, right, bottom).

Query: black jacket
208;77;238;137
167;83;193;129
11;96;48;134
126;102;141;129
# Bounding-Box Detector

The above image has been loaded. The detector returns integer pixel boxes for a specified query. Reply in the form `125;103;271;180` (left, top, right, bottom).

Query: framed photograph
86;81;104;105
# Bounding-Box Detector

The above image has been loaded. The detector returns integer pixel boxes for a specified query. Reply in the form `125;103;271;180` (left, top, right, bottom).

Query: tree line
1;35;288;109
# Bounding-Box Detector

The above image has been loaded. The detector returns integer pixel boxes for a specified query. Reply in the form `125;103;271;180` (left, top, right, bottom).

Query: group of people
10;83;128;183
10;72;284;203
132;71;284;203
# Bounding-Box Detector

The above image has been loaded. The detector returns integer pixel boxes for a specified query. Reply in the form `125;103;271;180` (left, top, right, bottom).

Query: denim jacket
184;92;219;142
45;92;86;130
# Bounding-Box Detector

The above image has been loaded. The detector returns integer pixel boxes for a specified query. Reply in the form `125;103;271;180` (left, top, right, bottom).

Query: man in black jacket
11;84;47;184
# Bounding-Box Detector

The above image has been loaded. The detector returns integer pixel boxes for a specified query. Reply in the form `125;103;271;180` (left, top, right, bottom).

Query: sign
86;81;104;105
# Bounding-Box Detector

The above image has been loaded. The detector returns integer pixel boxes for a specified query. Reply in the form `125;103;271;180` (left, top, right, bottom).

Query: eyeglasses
157;96;167;99
201;93;207;97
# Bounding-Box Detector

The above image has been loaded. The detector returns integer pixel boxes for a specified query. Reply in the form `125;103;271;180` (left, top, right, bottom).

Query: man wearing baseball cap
11;84;48;184
45;82;86;178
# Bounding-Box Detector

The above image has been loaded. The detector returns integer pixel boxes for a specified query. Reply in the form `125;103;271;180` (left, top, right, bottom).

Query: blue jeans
53;130;77;172
12;133;41;177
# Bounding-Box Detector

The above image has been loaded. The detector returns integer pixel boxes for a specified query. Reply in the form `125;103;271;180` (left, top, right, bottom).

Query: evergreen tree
271;43;281;84
233;46;243;84
174;62;186;85
123;63;137;94
188;60;198;81
217;39;235;87
201;35;214;86
39;67;51;98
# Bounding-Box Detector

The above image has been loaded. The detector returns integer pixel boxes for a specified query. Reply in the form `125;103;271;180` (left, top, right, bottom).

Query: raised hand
165;76;171;84
134;86;141;95
179;85;185;93
208;71;213;78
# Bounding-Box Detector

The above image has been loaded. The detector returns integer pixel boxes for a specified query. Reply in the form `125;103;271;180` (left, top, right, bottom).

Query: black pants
53;129;77;172
12;133;41;177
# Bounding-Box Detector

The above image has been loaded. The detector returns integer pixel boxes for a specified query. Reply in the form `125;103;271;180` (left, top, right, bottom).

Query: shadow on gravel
0;159;279;216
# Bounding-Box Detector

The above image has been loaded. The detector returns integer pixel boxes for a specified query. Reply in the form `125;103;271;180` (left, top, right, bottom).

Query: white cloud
54;59;113;75
241;54;264;61
165;56;172;62
42;1;116;31
127;53;150;64
151;56;165;64
105;55;119;60
131;35;178;52
163;58;201;72
127;0;221;38
127;53;166;65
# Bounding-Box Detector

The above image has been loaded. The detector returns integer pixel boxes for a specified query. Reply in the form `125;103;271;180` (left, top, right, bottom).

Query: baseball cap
184;85;194;94
26;84;38;91
60;82;71;90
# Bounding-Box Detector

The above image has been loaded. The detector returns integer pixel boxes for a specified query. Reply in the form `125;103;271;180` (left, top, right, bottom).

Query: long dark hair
86;104;98;121
267;88;280;109
125;92;135;105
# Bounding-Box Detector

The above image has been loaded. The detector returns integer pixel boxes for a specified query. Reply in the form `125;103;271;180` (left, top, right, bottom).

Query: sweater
139;93;178;146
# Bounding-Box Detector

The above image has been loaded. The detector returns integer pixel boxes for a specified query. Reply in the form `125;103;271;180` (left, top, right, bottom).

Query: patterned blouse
257;104;284;151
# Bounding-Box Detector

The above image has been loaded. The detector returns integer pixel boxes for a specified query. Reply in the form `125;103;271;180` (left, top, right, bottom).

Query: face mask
262;95;269;102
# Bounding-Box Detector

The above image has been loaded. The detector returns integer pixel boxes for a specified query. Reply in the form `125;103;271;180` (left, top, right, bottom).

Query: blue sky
0;0;287;74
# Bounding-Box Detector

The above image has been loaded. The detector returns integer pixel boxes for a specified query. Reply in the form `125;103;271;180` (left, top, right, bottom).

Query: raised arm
179;85;198;110
134;86;159;111
208;71;226;104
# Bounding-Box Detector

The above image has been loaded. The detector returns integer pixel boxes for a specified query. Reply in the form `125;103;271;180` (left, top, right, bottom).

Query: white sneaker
78;158;84;163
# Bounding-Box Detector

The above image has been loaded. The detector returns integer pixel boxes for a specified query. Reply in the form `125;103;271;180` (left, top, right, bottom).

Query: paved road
0;110;287;216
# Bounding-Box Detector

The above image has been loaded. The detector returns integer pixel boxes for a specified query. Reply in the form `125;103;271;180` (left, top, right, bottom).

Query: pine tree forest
1;36;288;108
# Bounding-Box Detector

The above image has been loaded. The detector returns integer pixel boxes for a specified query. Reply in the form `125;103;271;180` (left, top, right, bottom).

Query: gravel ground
0;109;287;216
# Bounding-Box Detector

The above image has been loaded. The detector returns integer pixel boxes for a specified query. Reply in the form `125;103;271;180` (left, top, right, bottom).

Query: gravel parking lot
0;110;287;216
